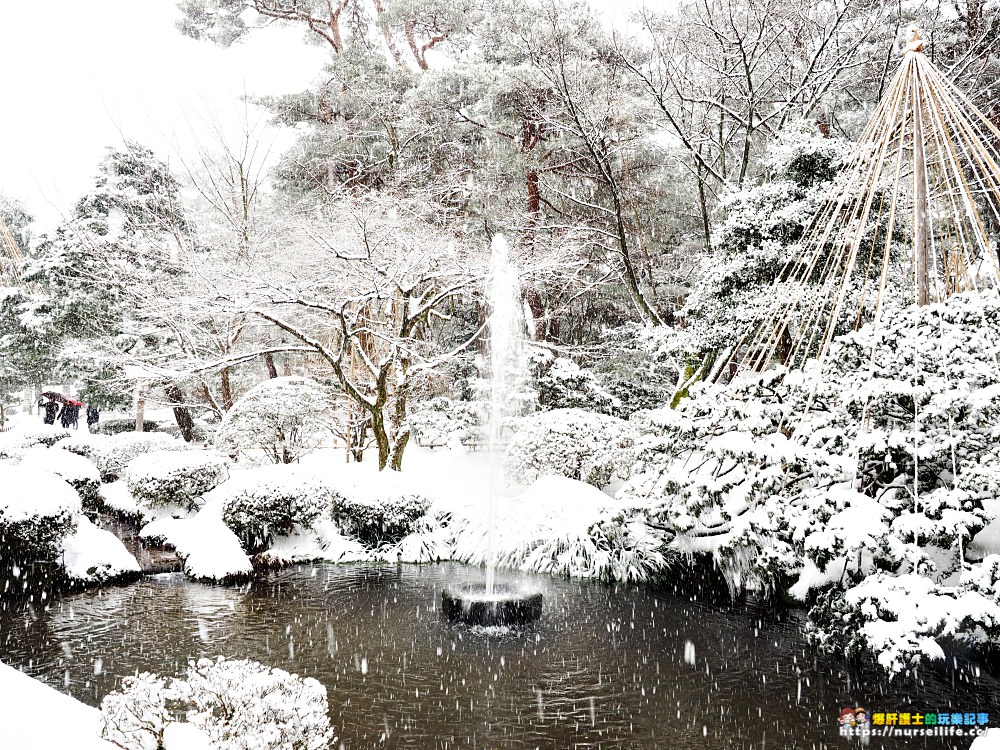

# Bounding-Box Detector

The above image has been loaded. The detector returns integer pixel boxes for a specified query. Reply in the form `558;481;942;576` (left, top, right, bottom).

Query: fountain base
441;586;543;626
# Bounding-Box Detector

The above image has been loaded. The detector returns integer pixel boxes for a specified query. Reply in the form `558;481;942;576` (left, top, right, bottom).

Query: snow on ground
973;729;1000;749
61;516;141;583
0;464;81;521
0;661;117;750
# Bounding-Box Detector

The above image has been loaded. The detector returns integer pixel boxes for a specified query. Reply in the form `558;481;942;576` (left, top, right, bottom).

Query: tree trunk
370;411;391;470
134;382;146;433
221;367;235;411
165;383;196;443
264;352;278;379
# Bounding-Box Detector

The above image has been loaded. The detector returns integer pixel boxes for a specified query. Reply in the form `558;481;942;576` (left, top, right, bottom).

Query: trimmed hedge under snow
125;450;231;511
0;465;81;563
217;468;335;554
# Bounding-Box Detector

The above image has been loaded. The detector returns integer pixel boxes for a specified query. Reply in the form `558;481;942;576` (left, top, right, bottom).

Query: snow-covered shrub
86;432;184;482
806;568;1000;676
173;657;333;750
96;419;161;435
531;350;619;416
503;408;636;488
590;325;680;418
19;445;102;507
0;465;80;563
125;450;230;511
99;658;333;750
99;672;171;750
215;376;336;464
218;468;335;553
451;475;672;581
0;425;70;459
331;486;431;548
407;397;483;446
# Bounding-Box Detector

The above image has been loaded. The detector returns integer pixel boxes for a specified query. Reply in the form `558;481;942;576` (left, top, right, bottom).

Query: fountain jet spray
484;234;525;595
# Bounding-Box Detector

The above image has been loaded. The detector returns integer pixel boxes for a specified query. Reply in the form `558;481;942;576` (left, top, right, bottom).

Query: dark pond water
0;563;997;749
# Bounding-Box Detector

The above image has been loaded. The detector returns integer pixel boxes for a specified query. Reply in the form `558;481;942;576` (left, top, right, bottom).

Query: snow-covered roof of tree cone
0;215;23;286
742;25;1000;373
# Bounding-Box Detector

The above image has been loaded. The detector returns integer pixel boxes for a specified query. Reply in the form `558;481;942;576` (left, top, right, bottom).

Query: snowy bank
0;661;117;750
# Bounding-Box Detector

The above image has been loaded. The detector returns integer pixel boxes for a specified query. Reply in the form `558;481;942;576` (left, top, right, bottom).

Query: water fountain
441;235;543;626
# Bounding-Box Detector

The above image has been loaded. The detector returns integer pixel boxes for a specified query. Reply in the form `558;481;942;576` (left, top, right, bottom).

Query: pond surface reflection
1;563;997;749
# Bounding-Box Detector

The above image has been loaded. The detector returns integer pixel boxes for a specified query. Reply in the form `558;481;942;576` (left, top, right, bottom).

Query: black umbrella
40;391;71;404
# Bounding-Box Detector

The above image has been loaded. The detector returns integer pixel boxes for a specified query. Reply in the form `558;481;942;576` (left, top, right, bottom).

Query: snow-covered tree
619;290;1000;672
215;376;338;464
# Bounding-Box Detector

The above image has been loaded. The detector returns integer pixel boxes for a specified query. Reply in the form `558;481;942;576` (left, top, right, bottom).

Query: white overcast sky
0;0;638;234
0;0;327;232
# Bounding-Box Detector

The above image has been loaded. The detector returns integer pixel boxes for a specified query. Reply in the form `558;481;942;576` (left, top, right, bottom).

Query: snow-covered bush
99;672;171;750
330;484;431;548
218;468;335;553
95;418;161;435
503;408;636;488
531;350;619;416
99;658;333;750
806;566;1000;676
0;465;80;563
175;657;333;750
215;376;336;464
0;425;70;459
19;445;102;507
125;450;230;511
86;432;184;482
452;475;672;581
407;397;483;446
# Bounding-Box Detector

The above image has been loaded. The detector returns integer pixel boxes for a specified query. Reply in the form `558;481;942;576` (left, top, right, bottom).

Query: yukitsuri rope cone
0;215;23;286
739;25;1000;374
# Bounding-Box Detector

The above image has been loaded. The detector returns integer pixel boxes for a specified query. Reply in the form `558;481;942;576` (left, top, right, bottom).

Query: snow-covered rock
140;515;252;582
61;516;141;585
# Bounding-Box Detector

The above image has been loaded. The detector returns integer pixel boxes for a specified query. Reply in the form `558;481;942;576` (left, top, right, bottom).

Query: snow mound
61;516;140;584
140;515;252;582
19;446;102;506
0;465;81;522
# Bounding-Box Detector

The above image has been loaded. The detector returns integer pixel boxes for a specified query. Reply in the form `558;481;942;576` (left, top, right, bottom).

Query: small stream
0;562;996;749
